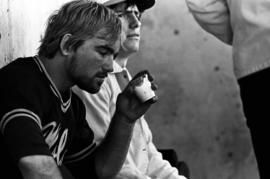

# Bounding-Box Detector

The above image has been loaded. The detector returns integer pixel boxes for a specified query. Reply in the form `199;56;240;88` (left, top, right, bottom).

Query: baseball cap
96;0;155;11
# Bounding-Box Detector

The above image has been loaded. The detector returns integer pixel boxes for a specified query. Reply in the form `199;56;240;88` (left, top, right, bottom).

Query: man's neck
115;56;128;68
39;55;72;93
115;50;136;68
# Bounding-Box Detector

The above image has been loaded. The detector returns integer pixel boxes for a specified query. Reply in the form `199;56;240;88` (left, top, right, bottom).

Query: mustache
96;72;109;78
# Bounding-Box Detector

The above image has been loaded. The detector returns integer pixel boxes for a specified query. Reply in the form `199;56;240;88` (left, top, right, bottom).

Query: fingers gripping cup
134;74;156;102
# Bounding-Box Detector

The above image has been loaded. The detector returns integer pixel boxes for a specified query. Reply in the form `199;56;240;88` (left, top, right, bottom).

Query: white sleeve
142;120;187;179
185;0;233;44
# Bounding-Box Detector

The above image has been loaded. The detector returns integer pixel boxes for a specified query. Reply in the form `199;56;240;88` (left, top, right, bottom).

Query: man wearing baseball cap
103;0;155;11
73;0;187;178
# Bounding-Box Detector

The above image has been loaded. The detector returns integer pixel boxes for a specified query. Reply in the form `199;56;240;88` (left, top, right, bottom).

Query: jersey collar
33;56;71;113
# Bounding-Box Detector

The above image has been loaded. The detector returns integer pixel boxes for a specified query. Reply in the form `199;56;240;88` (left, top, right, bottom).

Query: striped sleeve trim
0;108;42;134
64;143;96;164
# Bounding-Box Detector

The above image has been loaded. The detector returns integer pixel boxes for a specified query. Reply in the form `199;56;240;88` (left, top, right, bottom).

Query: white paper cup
134;74;156;102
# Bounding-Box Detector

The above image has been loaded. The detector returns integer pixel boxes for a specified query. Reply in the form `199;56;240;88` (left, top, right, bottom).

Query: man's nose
129;13;142;29
103;56;114;73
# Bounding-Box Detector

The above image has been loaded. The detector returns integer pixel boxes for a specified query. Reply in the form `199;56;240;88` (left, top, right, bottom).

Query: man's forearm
94;112;135;179
19;155;65;179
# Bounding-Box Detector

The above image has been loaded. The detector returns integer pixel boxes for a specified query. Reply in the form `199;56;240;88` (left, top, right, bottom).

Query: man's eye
134;12;142;19
98;50;109;57
117;11;141;21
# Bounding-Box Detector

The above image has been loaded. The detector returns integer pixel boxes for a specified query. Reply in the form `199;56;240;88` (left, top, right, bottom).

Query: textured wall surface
0;0;259;179
0;0;68;64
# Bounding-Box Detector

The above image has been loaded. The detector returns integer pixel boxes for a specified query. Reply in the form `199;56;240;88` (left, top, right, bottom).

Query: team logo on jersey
43;121;68;165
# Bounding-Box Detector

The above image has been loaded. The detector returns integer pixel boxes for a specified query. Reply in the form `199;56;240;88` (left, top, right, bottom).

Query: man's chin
87;85;101;94
123;43;139;53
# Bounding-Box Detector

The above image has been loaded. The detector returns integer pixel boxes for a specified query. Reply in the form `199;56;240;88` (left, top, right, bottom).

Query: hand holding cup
115;70;158;123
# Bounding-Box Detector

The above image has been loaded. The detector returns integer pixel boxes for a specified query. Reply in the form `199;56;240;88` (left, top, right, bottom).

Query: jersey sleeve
1;112;51;163
0;84;52;164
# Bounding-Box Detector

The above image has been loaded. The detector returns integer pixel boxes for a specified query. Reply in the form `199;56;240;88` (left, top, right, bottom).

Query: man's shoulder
0;57;50;113
0;57;40;84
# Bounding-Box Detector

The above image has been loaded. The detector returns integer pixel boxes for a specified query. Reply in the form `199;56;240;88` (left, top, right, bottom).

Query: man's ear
60;34;72;56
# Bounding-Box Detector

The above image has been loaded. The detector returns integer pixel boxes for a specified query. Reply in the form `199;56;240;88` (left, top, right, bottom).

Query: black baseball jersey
0;57;96;178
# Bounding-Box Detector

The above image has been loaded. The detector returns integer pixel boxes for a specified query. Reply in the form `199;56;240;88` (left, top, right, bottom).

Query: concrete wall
0;0;259;179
